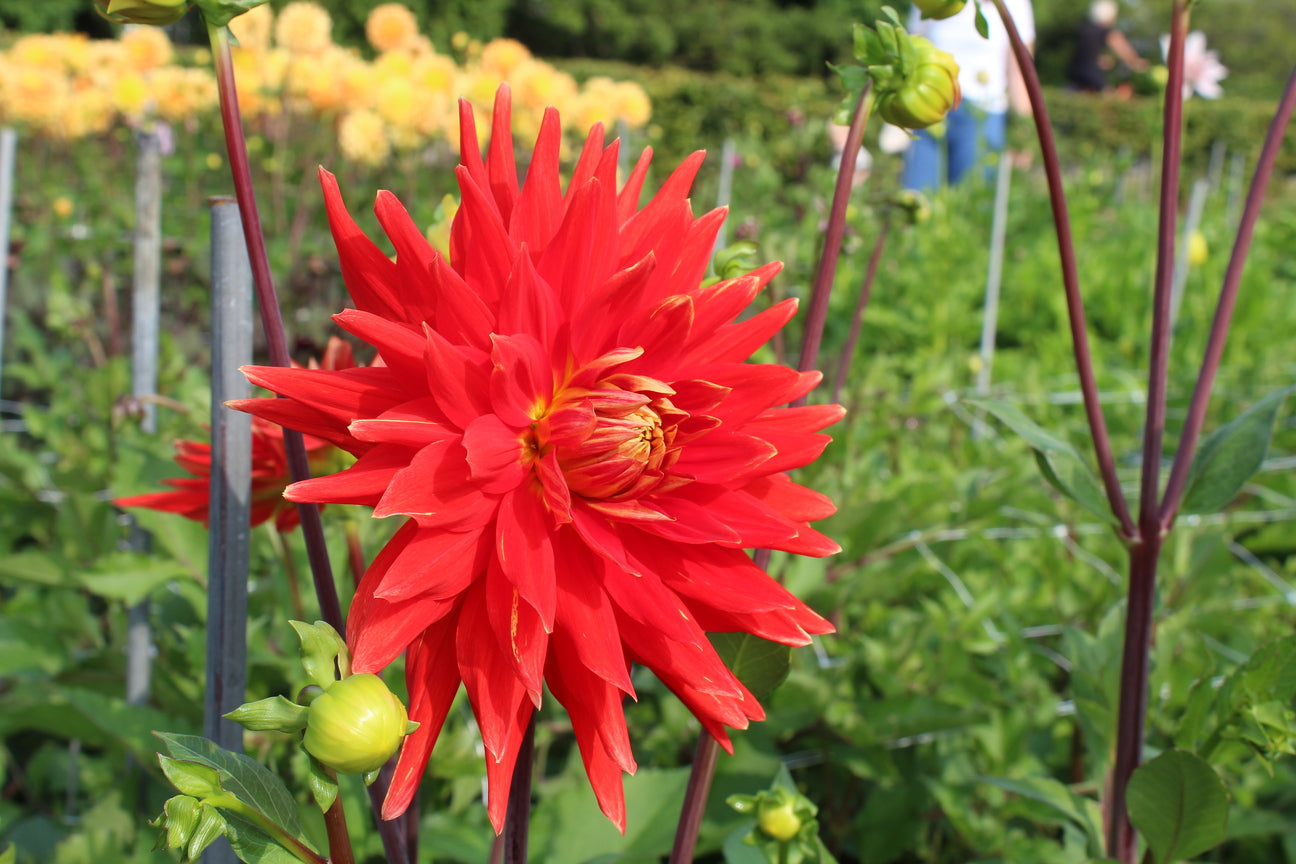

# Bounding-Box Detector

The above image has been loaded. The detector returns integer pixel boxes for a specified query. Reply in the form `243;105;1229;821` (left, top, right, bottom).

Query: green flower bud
757;796;803;842
96;0;190;26
875;36;961;130
913;0;967;19
302;673;409;775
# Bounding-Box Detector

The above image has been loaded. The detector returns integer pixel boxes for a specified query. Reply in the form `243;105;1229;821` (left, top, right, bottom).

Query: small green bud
95;0;190;26
874;35;962;130
154;795;202;852
303;673;410;774
158;756;224;799
757;795;803;842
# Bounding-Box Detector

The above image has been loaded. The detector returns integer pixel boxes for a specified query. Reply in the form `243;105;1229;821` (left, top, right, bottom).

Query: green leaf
194;0;269;28
307;756;339;812
969;399;1116;524
222;812;306;864
1126;749;1229;864
158;756;225;798
710;632;792;702
155;733;309;845
974;1;990;39
980;775;1103;856
1180;385;1294;515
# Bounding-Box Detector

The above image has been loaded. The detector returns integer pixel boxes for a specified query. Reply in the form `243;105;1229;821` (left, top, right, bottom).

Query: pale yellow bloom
366;4;420;54
275;2;333;55
53;197;75;219
111;72;151;118
479;38;530;78
612;80;651;127
120;26;173;72
229;3;274;53
150;66;218;122
574;75;618;132
338;108;391;166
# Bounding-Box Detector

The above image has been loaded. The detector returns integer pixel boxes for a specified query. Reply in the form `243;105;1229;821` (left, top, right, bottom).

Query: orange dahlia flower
116;338;356;532
234;86;841;831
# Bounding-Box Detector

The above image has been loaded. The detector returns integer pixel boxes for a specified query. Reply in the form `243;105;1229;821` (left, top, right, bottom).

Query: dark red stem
795;84;871;401
668;733;721;864
1138;2;1188;535
831;218;890;405
989;0;1136;539
503;715;537;864
1159;63;1296;530
1110;5;1188;861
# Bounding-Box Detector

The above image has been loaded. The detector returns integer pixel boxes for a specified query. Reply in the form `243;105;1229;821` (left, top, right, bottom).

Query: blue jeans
901;103;1007;191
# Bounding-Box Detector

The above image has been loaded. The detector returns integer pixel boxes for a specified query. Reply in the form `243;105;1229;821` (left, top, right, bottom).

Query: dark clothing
1067;20;1110;91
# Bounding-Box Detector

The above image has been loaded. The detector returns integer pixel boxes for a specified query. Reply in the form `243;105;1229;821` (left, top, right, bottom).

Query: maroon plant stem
323;786;356;864
1107;10;1189;861
1138;2;1188;534
831;218;890;405
503;714;537;864
1108;537;1162;862
668;733;721;864
207;23;344;635
989;0;1136;540
1159;64;1296;530
794;84;871;402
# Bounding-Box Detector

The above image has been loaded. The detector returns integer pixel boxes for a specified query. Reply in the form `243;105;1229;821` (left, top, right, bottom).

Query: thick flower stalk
234;85;841;832
116;338;355;531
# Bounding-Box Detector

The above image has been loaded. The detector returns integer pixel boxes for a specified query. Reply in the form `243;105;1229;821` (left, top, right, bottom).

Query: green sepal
307;756;340;812
159;755;225;799
291;620;351;690
193;0;269;28
154;795;203;853
405;720;421;735
187;804;229;861
363;768;382;786
225;695;310;733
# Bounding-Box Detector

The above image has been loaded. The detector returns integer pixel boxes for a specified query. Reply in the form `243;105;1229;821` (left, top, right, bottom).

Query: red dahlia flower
116;338;355;532
233;86;842;831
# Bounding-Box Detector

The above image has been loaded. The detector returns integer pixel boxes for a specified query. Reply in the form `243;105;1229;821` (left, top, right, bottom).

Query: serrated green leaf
969;399;1117;524
710;632;791;702
222;812;305;864
1126;749;1229;864
155;733;308;845
1180;385;1294;514
981;775;1103;856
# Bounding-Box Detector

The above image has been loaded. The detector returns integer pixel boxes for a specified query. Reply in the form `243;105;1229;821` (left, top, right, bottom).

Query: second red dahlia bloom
235;86;842;831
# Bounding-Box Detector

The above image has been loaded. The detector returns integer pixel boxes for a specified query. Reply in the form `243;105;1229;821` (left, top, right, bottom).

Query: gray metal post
713;138;737;256
203;196;253;752
127;127;163;708
974;154;1014;434
0;128;15;394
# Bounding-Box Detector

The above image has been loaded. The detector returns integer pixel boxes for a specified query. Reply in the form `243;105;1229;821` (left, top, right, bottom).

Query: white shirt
907;0;1035;114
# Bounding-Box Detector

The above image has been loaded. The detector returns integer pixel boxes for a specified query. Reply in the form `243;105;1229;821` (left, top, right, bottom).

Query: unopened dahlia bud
95;0;190;26
875;35;961;130
913;0;967;19
302;673;410;775
757;795;803;842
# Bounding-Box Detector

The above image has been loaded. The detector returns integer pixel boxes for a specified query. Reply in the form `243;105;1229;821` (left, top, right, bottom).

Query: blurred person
1066;0;1148;92
901;0;1035;191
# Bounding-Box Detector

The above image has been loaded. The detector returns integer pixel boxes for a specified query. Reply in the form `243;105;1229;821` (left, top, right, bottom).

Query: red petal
510;108;563;249
382;618;462;819
496;488;557;630
373;439;497;529
487;85;519;226
485;554;548;702
461;414;526;494
319;169;402;319
285;445;409;505
489;333;551;428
